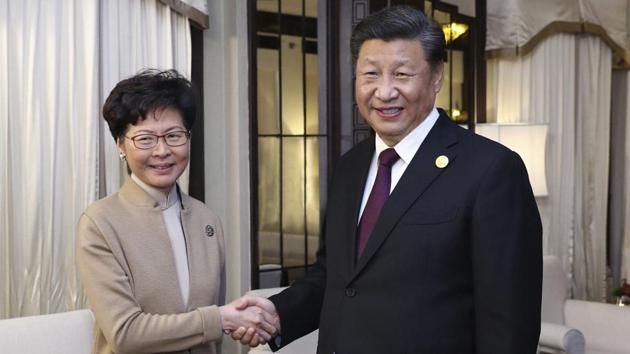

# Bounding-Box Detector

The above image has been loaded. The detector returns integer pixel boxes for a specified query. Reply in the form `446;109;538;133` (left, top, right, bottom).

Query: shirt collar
130;173;179;210
374;107;440;164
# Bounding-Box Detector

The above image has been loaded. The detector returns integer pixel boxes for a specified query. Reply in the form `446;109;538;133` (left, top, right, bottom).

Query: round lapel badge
435;155;449;169
205;225;215;237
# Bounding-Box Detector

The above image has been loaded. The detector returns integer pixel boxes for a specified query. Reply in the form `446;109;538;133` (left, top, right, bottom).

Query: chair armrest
538;322;585;354
248;344;273;353
0;310;95;354
564;299;630;353
246;287;288;298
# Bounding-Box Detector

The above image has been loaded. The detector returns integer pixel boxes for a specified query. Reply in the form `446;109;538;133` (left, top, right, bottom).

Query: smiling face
355;38;444;146
118;106;189;193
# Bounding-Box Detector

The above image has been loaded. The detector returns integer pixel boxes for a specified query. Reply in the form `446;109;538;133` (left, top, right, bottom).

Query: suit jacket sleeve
76;213;224;353
471;149;542;353
267;235;327;351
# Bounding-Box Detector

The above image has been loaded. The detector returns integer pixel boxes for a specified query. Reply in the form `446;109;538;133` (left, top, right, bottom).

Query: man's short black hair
350;5;446;68
102;69;196;140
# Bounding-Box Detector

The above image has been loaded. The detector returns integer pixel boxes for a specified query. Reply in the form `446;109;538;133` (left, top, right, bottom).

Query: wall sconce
452;108;462;120
476;123;548;197
442;22;469;44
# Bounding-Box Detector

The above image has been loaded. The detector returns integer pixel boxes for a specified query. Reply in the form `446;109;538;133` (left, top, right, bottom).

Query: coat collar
349;111;461;281
119;177;188;211
130;174;179;210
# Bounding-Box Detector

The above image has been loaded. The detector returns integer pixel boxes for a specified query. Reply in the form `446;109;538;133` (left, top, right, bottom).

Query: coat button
345;287;356;297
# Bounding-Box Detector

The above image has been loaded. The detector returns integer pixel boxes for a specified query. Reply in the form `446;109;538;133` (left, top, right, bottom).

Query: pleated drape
486;33;612;301
573;36;611;301
100;0;191;197
0;0;99;318
609;71;630;290
0;0;191;318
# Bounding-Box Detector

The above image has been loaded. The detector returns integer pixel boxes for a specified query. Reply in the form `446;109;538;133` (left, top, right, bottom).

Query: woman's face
118;107;190;193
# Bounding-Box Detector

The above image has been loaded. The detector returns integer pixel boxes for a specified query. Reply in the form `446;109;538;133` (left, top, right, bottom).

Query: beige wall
203;1;251;353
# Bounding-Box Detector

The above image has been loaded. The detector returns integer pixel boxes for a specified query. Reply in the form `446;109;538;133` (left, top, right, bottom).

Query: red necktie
357;148;400;257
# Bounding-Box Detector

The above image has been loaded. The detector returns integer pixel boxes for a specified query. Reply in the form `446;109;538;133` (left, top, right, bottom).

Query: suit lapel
351;114;461;280
336;139;375;280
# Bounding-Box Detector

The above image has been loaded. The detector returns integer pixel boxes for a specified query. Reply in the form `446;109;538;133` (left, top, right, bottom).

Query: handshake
218;295;281;347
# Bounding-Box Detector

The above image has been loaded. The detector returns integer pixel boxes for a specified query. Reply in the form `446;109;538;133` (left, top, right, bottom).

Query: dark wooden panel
257;11;318;39
188;25;205;202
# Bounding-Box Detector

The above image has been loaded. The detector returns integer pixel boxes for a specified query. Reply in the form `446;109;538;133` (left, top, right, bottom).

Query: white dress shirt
131;174;190;307
358;107;440;222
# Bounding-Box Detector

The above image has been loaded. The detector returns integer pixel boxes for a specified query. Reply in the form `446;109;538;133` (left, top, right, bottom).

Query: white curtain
623;87;630;286
486;0;629;63
610;71;630;288
100;0;191;196
0;0;99;318
487;33;611;300
0;0;191;319
573;36;611;301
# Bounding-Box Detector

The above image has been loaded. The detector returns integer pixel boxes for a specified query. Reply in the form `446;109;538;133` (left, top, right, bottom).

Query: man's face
355;38;443;146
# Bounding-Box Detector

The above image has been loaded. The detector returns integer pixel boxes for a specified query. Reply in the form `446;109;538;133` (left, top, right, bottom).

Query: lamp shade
476;123;548;197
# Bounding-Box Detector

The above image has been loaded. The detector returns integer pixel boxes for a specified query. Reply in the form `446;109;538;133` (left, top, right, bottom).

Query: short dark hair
350;5;446;68
102;69;196;140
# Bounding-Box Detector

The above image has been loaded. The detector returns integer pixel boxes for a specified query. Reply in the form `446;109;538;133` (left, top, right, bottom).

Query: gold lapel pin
435;155;449;169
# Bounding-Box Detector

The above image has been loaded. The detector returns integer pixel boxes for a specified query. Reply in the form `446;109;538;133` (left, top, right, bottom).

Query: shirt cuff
197;305;223;343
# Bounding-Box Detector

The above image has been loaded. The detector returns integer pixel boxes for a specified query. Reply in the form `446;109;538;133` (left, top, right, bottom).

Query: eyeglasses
125;131;191;149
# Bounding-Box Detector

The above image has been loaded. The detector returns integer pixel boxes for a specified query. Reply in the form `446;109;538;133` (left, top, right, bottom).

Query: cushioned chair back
564;300;630;353
542;256;569;324
0;309;94;354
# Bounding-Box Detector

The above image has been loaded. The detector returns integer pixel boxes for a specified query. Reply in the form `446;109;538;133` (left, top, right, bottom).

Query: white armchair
0;309;94;354
246;287;318;354
538;322;585;354
540;256;630;354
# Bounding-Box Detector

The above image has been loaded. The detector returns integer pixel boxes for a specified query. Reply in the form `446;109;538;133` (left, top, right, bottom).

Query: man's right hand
226;295;281;347
218;296;280;347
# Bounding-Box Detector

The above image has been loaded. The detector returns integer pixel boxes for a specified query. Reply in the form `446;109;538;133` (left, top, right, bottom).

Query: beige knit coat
77;179;225;354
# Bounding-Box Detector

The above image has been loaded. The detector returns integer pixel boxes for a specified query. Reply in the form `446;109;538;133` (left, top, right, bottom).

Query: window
429;1;475;126
249;0;484;288
251;0;326;288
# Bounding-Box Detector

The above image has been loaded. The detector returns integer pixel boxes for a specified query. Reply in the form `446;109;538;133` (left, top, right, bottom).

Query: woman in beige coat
77;70;278;354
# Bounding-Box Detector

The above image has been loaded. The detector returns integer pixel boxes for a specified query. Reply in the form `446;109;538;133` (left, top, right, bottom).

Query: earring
119;152;126;161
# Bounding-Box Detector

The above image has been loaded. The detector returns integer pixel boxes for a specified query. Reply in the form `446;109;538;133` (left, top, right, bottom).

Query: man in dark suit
235;5;542;353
